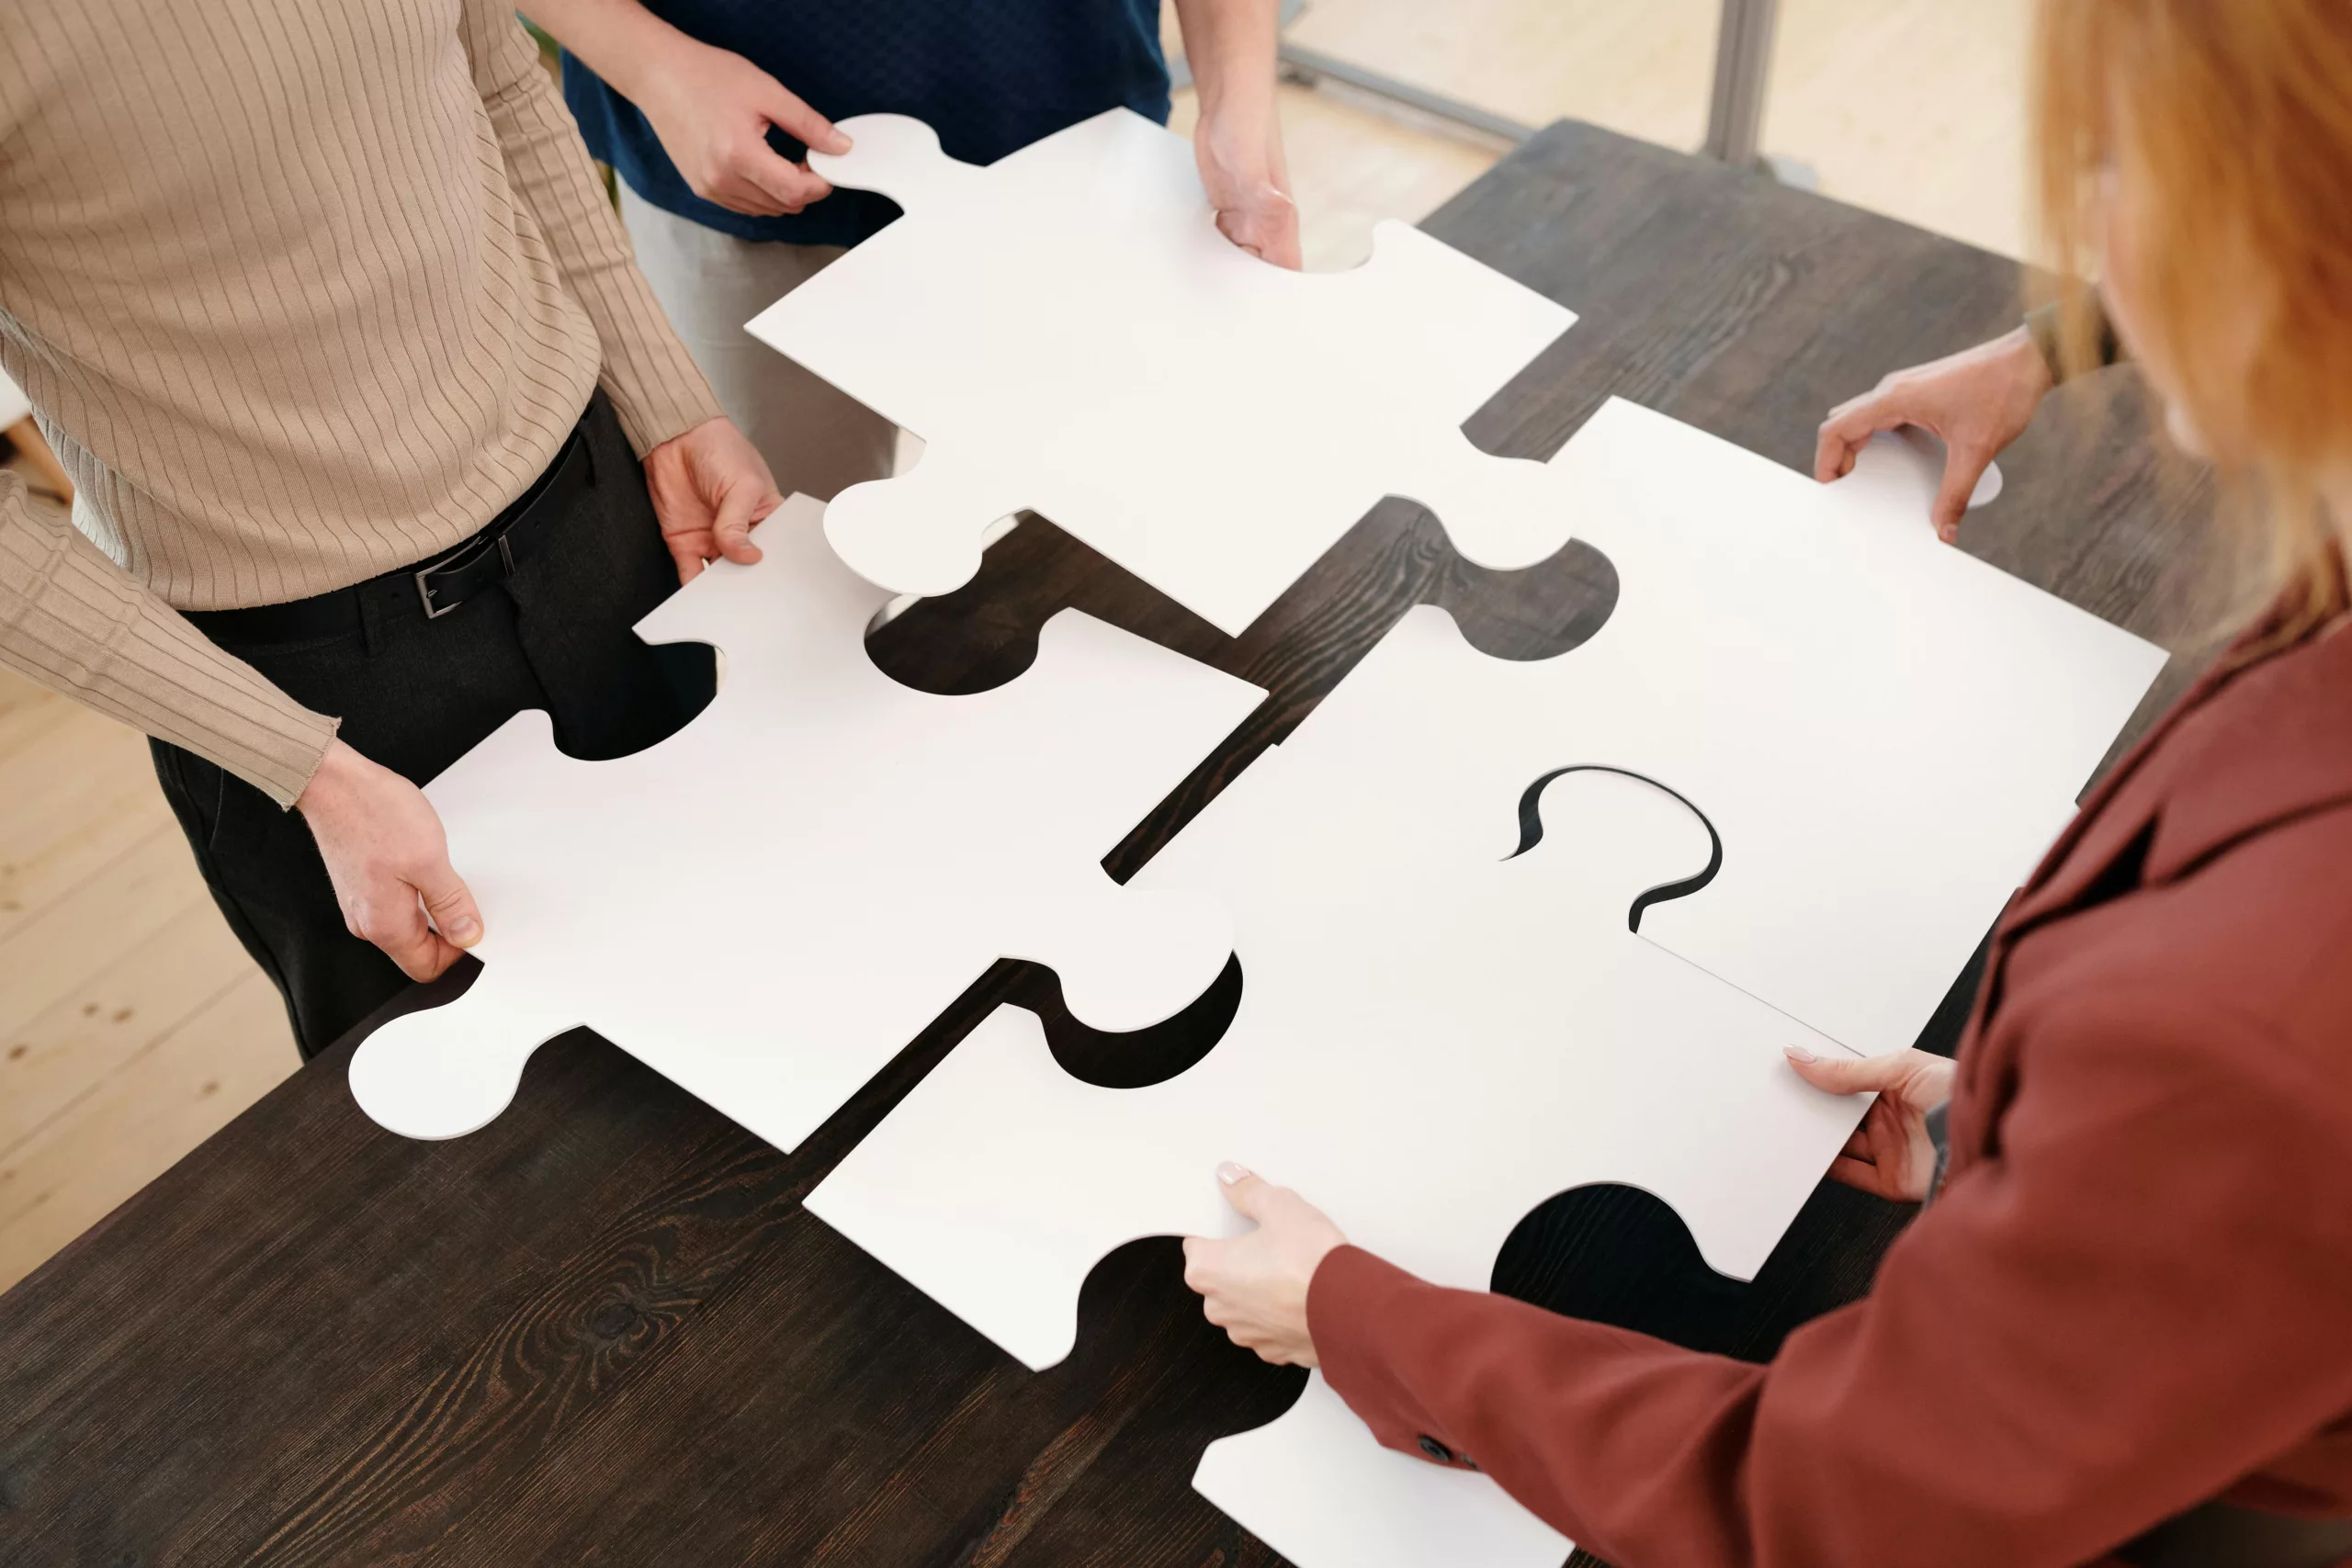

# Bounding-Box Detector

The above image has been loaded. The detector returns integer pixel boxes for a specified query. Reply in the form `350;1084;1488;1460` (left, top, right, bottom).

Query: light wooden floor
0;0;2033;1292
0;487;300;1292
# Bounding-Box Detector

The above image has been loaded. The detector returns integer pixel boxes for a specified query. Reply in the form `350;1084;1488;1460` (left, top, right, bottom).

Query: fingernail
1217;1161;1250;1185
1783;1045;1817;1064
447;917;481;944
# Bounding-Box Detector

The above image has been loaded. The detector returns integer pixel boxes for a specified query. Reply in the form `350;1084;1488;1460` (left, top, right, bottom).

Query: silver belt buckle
412;533;515;620
413;558;460;620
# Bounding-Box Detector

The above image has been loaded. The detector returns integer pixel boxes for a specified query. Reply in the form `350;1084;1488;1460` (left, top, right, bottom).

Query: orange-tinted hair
2033;0;2352;639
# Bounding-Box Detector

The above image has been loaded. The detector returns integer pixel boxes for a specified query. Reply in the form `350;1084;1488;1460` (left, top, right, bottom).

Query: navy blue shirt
563;1;1170;249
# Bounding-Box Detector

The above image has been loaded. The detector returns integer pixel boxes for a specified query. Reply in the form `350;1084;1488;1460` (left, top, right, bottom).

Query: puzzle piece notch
1380;424;1572;576
753;107;1579;633
1202;1169;1771;1568
346;493;1264;1149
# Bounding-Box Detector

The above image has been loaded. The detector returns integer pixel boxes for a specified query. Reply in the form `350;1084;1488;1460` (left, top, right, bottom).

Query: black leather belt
184;410;597;647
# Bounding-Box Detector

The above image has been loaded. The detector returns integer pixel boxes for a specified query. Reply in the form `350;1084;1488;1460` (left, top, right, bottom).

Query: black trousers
153;394;714;1059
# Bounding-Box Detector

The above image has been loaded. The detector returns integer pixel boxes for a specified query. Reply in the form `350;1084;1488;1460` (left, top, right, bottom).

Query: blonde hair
2033;0;2352;641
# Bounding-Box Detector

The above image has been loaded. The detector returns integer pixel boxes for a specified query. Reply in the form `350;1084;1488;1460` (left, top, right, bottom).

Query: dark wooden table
0;121;2217;1568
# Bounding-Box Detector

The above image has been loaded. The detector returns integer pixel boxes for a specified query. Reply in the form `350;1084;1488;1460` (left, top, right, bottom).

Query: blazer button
1417;1435;1453;1463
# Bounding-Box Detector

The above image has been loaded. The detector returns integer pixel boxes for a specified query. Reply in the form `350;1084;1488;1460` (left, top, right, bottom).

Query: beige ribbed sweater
0;0;723;806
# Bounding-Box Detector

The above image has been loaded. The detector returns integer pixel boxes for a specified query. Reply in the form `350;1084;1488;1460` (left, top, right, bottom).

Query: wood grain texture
0;660;297;1295
0;121;2214;1568
0;704;179;942
0;828;216;1043
0;970;291;1293
0;900;257;1155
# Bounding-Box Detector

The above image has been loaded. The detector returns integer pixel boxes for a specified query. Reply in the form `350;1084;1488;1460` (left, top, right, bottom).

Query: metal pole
1174;0;1532;147
1702;0;1781;167
1275;42;1534;145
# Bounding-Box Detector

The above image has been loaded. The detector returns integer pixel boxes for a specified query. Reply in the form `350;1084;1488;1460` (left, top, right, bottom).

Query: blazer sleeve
1309;994;2352;1568
2025;295;2125;383
456;1;723;457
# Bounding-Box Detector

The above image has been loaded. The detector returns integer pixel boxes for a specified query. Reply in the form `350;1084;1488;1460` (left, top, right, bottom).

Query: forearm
1311;1247;1771;1567
0;472;337;806
1174;0;1283;130
1174;0;1297;266
516;0;695;107
1314;1247;2109;1568
458;0;722;455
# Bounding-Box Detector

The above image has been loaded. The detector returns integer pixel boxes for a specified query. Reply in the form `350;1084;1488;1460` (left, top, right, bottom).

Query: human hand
1195;106;1301;270
642;416;784;582
634;38;849;217
297;739;482;982
1813;325;2053;543
1182;1162;1347;1365
1785;1045;1957;1202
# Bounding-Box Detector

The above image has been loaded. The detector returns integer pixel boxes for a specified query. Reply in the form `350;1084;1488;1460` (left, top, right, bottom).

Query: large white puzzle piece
744;108;1578;637
345;494;1266;1150
804;402;2165;1566
1464;399;2168;1053
809;766;1863;1568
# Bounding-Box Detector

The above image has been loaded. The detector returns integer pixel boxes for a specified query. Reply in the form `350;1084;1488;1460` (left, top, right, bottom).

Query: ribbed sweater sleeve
459;1;723;457
0;0;696;805
0;470;336;807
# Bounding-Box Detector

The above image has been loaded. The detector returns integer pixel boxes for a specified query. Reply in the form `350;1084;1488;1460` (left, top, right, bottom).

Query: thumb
1217;1161;1274;1221
1783;1044;1904;1095
1258;198;1305;272
707;470;766;566
1217;184;1298;265
415;855;483;949
1930;444;1988;543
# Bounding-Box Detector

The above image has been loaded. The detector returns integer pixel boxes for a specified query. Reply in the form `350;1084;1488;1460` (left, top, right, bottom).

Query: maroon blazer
1310;611;2352;1568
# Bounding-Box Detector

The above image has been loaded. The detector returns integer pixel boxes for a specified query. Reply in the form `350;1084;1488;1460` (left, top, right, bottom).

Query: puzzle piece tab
346;494;1266;1150
745;108;1577;636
